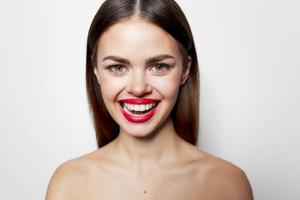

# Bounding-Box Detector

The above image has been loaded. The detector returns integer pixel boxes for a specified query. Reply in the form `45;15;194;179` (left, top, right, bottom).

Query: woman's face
94;18;190;137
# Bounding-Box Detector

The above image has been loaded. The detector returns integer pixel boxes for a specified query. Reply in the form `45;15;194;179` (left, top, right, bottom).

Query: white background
0;0;299;199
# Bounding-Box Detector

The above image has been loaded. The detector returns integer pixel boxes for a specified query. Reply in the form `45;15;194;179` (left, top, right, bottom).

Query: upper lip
118;98;161;104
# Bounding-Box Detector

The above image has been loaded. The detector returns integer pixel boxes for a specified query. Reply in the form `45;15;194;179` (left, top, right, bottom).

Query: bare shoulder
191;148;253;200
45;149;108;200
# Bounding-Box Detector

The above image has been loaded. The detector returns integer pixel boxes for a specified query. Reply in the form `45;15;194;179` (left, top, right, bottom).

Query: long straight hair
86;0;200;148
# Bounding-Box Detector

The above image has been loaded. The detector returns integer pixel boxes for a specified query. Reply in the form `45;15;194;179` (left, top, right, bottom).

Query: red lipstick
118;98;160;104
118;98;160;123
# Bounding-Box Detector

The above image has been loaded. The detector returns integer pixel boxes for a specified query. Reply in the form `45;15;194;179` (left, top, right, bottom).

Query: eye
106;64;127;75
149;63;171;75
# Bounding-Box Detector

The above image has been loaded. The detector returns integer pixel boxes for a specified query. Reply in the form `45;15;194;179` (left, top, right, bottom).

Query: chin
119;124;160;139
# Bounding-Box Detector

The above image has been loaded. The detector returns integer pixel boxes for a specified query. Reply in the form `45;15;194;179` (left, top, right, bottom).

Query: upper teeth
124;103;156;112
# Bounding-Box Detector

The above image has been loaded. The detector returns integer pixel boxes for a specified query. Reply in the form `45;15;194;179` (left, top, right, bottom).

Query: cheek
98;74;126;101
149;72;182;100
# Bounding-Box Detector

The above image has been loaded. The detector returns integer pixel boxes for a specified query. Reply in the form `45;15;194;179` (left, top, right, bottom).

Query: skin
46;17;253;200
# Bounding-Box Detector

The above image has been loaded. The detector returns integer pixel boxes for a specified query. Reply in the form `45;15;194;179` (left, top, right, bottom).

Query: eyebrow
102;54;175;65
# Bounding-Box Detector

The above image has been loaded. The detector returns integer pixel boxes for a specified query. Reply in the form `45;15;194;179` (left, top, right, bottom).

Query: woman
46;0;253;199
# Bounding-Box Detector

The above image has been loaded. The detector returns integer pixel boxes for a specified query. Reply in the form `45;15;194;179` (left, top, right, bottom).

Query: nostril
126;84;153;96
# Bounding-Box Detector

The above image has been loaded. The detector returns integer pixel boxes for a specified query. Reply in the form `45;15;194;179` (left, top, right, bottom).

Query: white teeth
129;104;134;110
134;105;139;111
140;105;146;111
123;105;135;115
123;103;156;112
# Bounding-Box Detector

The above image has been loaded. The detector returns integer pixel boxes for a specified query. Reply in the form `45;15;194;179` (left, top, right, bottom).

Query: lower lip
119;104;157;123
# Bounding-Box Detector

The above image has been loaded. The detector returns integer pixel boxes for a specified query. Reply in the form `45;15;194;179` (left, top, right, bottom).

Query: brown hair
86;0;200;148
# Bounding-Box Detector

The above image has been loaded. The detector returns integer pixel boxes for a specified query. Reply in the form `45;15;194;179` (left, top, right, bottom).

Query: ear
180;56;192;86
94;68;100;83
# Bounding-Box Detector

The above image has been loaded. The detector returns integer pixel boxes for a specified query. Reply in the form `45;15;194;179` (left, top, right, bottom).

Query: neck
111;117;183;173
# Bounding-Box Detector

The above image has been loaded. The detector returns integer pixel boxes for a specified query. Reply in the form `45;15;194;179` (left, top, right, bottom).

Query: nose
126;69;152;97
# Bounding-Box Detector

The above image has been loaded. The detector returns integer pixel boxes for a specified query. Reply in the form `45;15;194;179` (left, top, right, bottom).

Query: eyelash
106;63;171;75
150;63;171;73
107;65;127;74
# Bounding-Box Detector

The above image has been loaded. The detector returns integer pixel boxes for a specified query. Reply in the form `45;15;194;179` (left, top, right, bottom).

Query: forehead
97;18;182;60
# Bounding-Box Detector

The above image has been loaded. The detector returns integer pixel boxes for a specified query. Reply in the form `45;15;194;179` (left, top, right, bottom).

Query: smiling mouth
119;102;159;116
117;98;161;123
